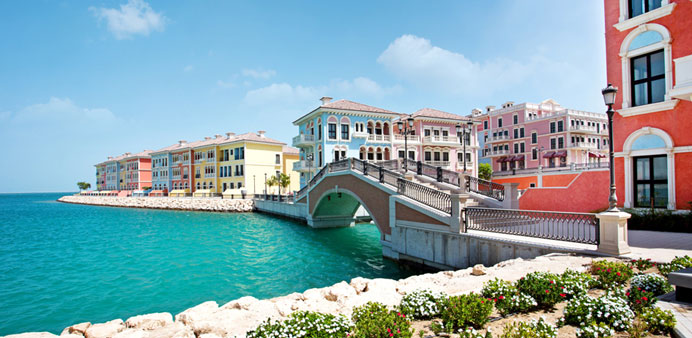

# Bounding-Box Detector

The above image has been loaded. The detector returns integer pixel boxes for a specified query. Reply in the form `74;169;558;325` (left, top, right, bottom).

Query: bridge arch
311;187;385;237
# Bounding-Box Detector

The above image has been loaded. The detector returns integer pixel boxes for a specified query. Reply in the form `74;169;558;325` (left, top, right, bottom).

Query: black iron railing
465;207;599;244
397;178;452;214
330;159;350;172
466;176;505;201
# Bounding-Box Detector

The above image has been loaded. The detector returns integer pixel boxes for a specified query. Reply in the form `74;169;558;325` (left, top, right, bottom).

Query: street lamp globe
601;83;618;106
455;123;461;134
407;117;414;128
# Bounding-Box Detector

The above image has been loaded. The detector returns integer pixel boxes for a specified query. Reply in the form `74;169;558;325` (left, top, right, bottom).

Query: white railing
569;125;599;133
393;134;421;142
569;142;599;149
292;160;313;171
488;149;510;156
422;135;459;144
488;134;510;142
292;134;315;146
367;134;391;142
424;161;450;167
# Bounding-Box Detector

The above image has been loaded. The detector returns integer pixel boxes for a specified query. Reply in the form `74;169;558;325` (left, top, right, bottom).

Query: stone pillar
596;210;631;255
502;183;519;209
450;194;463;233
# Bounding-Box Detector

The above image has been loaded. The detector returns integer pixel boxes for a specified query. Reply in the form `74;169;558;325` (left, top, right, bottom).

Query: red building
605;0;692;210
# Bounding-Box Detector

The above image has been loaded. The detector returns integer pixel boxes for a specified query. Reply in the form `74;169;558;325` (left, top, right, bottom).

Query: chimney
125;152;131;156
503;101;514;108
320;96;333;105
215;134;223;139
226;132;235;139
257;130;266;138
179;140;187;146
204;137;211;140
485;105;495;113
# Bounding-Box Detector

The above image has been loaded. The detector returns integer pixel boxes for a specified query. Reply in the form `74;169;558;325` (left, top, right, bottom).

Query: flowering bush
591;260;633;287
499;317;557;338
398;289;446;319
626;287;656;313
481;278;537;316
563;291;634;331
640;307;676;335
657;255;692;276
559;269;595;298
629;258;655;271
458;327;493;338
575;322;614;338
516;272;565;308
630;273;674;296
438;293;493;332
351;302;413;338
246;311;353;338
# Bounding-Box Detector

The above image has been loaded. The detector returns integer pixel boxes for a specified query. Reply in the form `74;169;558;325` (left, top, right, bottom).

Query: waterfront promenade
58;196;253;212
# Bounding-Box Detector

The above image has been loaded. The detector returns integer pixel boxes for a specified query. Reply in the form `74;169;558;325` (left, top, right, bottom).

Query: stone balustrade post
450;193;462;233
501;183;519;209
596;210;631;255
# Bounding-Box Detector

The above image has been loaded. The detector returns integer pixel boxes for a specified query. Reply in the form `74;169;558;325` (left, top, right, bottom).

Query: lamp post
396;117;415;172
306;153;314;184
264;173;267;195
456;121;475;173
601;83;619;211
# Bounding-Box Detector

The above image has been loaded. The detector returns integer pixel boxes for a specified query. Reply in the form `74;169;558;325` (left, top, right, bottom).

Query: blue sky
0;1;606;193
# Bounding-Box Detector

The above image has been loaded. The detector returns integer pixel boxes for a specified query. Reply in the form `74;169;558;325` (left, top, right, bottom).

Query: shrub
640;307;676;335
625;207;692;233
351;302;413;338
626;287;656;313
658;255;692;276
629;273;674;296
500;317;557;338
560;269;595;298
398;289;446;319
563;292;634;331
591;260;633;287
629;258;655;271
246;311;353;338
481;278;537;316
575;322;614;338
458;327;493;338
438;293;493;332
516;272;565;308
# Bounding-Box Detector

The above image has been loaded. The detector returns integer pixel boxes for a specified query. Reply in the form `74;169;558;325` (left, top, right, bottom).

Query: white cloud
377;34;576;97
91;0;167;40
183;65;194;72
241;68;277;80
10;97;116;124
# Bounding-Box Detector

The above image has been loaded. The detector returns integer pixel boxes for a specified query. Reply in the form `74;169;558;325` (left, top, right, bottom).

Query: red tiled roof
282;146;299;155
411;108;468;121
321;99;399;115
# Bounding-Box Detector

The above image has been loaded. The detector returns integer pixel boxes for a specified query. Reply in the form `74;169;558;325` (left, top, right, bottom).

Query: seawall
58;196;254;212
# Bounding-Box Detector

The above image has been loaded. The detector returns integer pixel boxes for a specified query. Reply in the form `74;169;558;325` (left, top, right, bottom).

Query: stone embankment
57;196;254;212
4;253;596;338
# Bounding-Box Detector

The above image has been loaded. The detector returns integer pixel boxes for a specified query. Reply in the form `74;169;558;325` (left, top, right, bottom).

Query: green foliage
351;302;413;338
438;293;493;332
559;269;595;299
576;322;614;338
563;291;634;331
624;207;692;233
481;278;536;316
626;287;656;313
658;255;692;276
246;310;353;338
590;260;633;287
640;307;676;335
500;318;557;338
458;327;493;338
629;258;655;271
629;273;674;296
515;272;565;308
478;163;492;181
77;181;91;190
279;173;291;192
398;289;446;319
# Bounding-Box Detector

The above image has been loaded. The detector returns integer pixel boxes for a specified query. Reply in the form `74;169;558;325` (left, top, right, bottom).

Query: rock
349;277;370;293
85;319;125;338
221;296;258;310
125;313;172;330
471;264;486;276
61;322;91;336
174;301;218;325
198;334;222;338
146;323;194;338
322;281;356;302
60;335;83;338
111;330;146;338
4;333;59;338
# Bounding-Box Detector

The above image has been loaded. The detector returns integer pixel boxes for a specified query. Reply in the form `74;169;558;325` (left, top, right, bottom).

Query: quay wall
253;199;308;221
58;196;254;212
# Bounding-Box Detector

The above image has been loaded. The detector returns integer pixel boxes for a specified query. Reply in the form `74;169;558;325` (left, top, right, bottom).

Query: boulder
125;313;172;330
61;322;91;336
111;330;146;338
174;301;218;326
322;281;356;302
85;319;125;338
471;264;486;276
4;333;58;338
221;296;258;310
349;277;370;293
146;323;194;338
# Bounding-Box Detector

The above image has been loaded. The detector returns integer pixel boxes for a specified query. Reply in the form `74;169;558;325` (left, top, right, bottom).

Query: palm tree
279;173;291;195
266;175;278;194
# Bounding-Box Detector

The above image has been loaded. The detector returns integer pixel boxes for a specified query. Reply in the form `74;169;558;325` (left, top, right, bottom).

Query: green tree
478;163;492;181
266;175;278;194
77;182;91;191
279;173;291;195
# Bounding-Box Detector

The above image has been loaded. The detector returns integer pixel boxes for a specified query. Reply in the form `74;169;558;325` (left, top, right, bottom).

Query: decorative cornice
613;3;676;32
617;99;679;117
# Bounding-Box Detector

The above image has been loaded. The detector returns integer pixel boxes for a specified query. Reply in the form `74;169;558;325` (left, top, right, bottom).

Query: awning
513;154;525;161
498;157;509;163
543;151;555;158
553;151;567;157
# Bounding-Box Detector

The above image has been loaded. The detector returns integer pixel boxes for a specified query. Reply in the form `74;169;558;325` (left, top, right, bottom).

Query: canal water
0;193;416;335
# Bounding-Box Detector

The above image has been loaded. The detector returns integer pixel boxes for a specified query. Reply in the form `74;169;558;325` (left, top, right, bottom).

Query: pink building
123;150;153;190
393;108;479;176
476;100;609;175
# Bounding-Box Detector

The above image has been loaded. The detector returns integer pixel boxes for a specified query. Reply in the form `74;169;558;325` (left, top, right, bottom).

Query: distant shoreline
57;195;254;213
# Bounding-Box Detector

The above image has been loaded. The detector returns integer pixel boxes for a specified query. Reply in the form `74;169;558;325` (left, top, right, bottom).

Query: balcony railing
292;134;315;147
424;160;450;167
488;134;510;142
487;149;510;156
393;134;421;142
569;142;599;149
293;160;313;172
569;125;599;133
422;135;459;144
367;134;391;142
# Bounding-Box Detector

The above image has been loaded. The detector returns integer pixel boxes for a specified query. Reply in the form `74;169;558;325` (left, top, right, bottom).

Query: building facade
123;151;152;190
605;0;692;210
476;100;609;176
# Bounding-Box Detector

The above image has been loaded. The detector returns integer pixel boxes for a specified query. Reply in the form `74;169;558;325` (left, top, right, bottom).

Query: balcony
487;134;510;143
424;161;450;168
670;54;692;102
292;160;313;172
422;135;460;145
486;149;510;157
292;134;315;147
569;142;599;149
352;131;369;138
367;134;391;142
393;134;421;143
569;125;599;133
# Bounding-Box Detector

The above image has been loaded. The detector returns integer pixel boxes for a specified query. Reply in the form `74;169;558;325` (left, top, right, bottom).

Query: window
328;123;337;139
514;143;519;154
433;152;441;161
557;121;564;132
442;152;449;162
483;121;488;130
520;128;525;138
531;132;537;144
558;137;564;149
631;50;665;107
318;125;322;140
532;148;538;160
634;155;667;208
424;129;431;136
498;118;503;128
513;129;518;139
275;154;280;165
530;183;536;188
341;124;349;140
550;138;556;150
398;150;405;159
424;151;431;161
629;0;661;18
550;122;556;133
520;143;525;153
513;115;518;124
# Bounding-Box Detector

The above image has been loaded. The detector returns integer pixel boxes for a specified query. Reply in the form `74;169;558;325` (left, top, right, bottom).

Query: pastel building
392;108;480;177
292;97;402;187
477;100;609;175
123;151;153;190
95;163;106;191
604;0;692;209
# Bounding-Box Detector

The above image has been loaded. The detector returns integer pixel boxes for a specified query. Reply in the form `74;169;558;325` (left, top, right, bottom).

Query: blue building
150;144;176;193
292;97;401;187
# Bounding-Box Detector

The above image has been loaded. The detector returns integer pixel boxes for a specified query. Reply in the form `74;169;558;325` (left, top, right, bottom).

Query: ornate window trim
615;1;675;32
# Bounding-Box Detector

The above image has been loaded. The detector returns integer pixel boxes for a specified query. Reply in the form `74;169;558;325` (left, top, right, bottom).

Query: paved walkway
658;292;692;338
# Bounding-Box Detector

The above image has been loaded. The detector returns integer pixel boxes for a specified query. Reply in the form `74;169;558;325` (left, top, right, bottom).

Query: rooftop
411;107;469;121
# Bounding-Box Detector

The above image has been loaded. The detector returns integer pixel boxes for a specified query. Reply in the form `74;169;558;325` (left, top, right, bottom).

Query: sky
0;0;607;193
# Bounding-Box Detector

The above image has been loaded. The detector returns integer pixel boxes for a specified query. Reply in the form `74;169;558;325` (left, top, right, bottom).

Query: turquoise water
0;193;416;335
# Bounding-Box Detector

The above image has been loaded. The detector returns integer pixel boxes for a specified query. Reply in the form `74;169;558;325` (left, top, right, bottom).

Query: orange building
604;0;692;210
